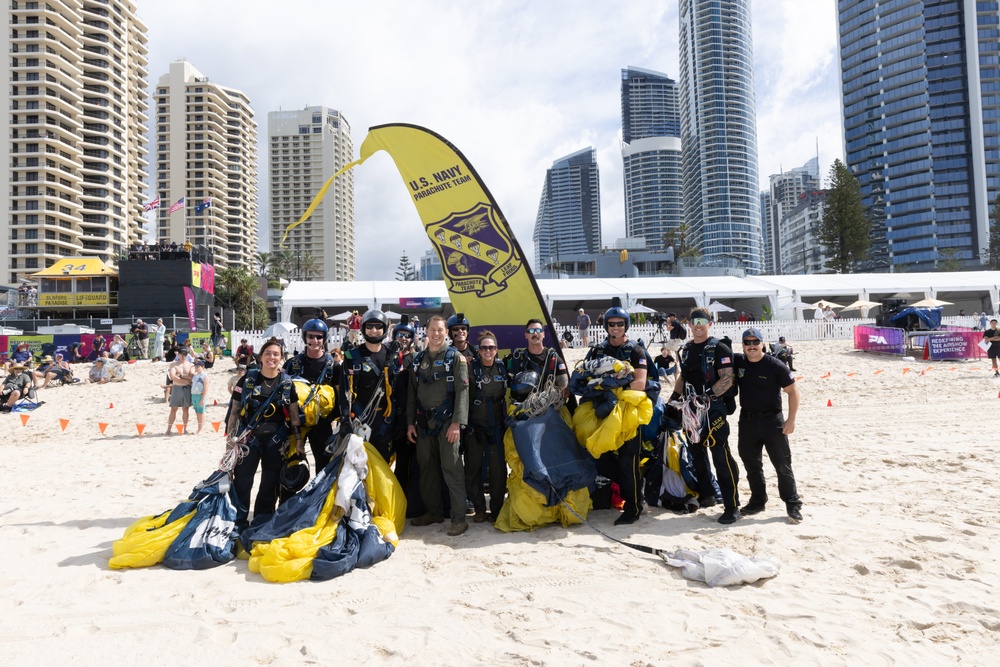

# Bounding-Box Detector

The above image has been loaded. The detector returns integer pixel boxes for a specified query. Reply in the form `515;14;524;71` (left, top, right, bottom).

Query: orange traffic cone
136;423;146;437
212;421;222;432
19;413;29;426
98;422;109;435
109;402;114;409
59;418;69;432
175;423;185;434
826;399;832;407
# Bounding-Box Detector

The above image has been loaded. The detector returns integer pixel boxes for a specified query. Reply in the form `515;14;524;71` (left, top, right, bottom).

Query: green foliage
935;247;963;272
820;159;871;273
215;267;268;330
760;304;773;322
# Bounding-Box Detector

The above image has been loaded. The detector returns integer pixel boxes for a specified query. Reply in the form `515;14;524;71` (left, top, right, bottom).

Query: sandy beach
2;340;999;664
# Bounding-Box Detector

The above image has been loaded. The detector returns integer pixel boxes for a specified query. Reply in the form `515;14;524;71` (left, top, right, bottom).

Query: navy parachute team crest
427;202;522;297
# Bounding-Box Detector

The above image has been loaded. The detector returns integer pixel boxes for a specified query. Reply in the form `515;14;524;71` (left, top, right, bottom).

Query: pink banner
200;263;215;295
853;325;905;355
927;331;987;360
182;286;197;331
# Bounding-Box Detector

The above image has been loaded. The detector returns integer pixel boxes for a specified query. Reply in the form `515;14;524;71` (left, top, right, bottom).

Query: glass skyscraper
621;67;683;252
838;0;998;270
533;148;601;273
679;0;763;274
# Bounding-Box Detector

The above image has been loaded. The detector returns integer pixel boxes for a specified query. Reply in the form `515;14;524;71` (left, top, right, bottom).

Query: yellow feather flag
284;123;556;351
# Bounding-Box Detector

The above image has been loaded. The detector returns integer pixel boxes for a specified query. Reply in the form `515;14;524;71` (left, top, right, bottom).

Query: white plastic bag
663;547;780;587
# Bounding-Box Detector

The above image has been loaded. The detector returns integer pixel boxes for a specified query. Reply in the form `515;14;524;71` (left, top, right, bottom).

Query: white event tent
279;272;1000;323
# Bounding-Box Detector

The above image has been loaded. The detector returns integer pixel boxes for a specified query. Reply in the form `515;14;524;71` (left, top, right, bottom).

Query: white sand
2;341;999;664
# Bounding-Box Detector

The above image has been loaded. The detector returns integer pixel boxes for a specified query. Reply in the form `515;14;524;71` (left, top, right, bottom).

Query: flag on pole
167;197;186;214
194;197;212;213
143;197;160;212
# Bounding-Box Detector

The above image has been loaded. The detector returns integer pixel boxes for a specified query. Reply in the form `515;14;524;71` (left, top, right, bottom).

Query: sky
139;0;843;280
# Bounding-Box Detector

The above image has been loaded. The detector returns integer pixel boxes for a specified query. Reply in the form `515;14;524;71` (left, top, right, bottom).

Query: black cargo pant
597;433;643;517
688;402;740;512
737;412;801;510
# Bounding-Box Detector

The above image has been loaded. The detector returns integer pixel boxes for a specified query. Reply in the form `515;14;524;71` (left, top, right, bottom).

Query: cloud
141;0;840;278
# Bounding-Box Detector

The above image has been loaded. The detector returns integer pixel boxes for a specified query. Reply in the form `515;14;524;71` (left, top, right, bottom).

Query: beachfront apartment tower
763;157;820;274
268;106;354;281
621;66;683;253
533;148;601;273
678;0;763;274
838;0;999;270
0;0;149;284
153;60;258;270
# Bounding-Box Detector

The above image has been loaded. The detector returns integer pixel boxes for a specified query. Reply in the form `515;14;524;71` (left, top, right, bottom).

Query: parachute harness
509;372;563;421
679;386;713;447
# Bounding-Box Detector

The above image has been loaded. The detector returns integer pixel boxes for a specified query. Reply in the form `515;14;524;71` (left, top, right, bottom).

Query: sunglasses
526;327;544;334
364;323;384;330
306;333;325;340
606;321;626;328
395;332;413;339
450;326;468;333
691;317;711;326
479;345;497;351
743;339;761;346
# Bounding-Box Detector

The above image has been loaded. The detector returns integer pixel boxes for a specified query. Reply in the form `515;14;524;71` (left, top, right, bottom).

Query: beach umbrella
328;310;353;320
626;303;658;314
909;297;952;308
812;300;844;309
381;309;401;319
706;301;735;313
263;321;299;337
840;299;882;311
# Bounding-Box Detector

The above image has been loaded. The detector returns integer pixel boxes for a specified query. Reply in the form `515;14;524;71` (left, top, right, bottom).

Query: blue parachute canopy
889;307;942;330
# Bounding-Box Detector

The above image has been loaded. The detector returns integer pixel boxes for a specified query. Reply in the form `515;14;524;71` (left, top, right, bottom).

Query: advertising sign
853;325;905;355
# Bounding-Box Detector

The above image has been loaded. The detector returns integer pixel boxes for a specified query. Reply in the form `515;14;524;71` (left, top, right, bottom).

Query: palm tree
255;251;272;278
216;267;268;329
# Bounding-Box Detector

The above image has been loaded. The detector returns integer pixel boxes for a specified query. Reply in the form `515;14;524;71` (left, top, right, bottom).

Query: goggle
395;331;413;339
526;327;544;334
691;317;711;326
450;326;468;333
606;321;626;328
742;339;761;346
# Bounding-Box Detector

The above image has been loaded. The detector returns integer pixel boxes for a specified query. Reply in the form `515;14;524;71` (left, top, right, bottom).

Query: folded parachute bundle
570;357;653;459
109;470;240;570
241;434;406;582
643;427;700;513
291;378;337;430
494;406;597;532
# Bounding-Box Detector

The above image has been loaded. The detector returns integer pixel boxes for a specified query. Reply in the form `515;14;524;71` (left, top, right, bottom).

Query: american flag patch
720;357;731;364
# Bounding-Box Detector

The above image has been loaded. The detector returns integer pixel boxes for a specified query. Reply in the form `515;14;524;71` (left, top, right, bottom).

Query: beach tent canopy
31;257;117;277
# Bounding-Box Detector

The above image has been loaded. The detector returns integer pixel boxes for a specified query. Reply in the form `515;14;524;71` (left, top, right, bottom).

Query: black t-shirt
680;339;733;393
601;340;647;372
983;327;1000;354
135;323;148;340
506;347;569;387
285;352;338;386
453;344;477;362
669;320;687;340
233;372;298;428
733;353;794;413
653;353;675;373
344;345;390;416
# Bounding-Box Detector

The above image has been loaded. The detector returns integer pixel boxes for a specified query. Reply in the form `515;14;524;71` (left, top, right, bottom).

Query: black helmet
392;316;416;342
301;318;328;344
603;297;630;332
509;370;539;402
446;312;470;330
361;309;388;344
279;459;310;493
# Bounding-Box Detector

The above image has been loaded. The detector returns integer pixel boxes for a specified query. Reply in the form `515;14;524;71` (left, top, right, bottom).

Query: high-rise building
621;66;682;252
763;158;820;274
153;60;257;270
533;148;601;273
779;190;829;275
838;0;998;271
268;106;354;281
1;0;149;284
678;0;763;274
